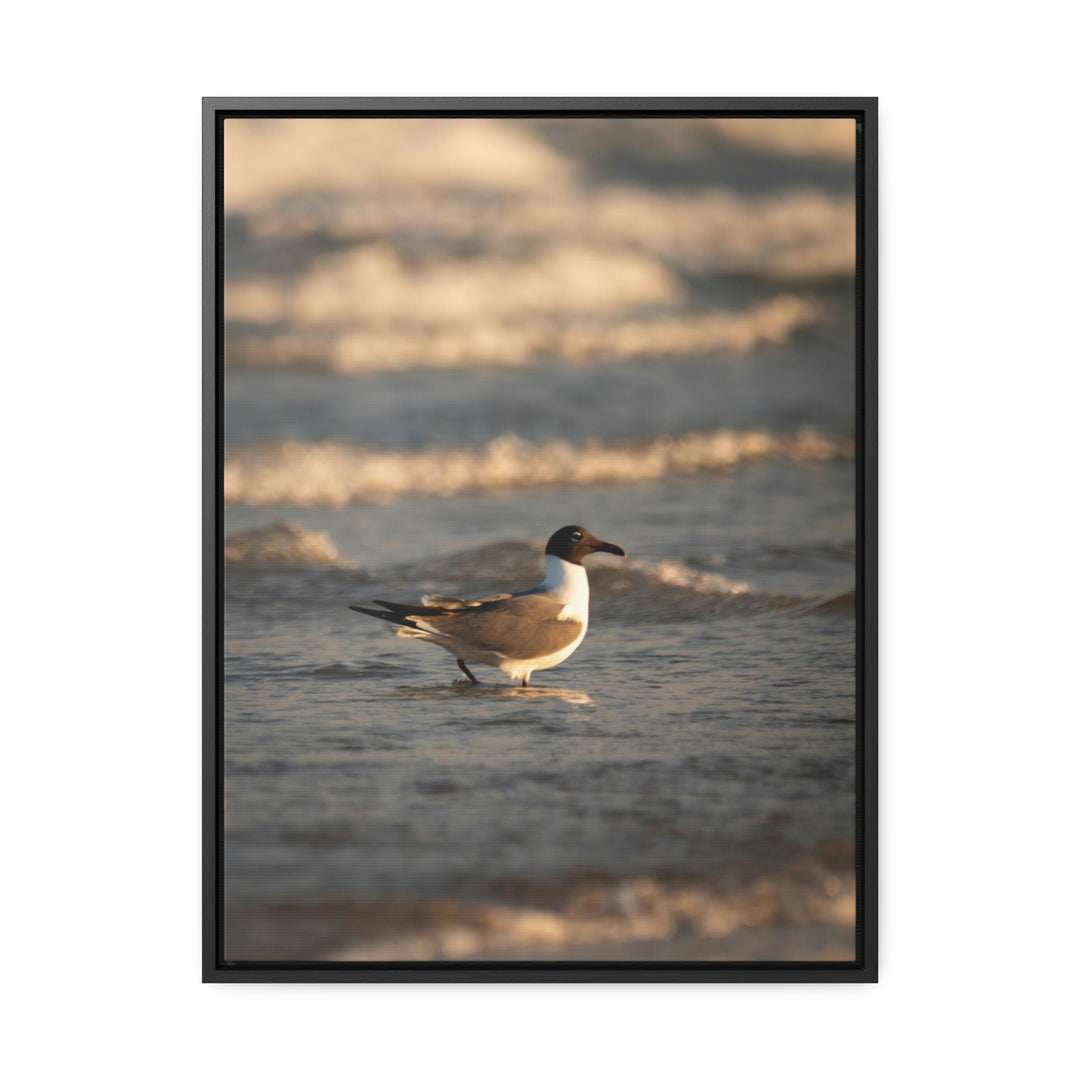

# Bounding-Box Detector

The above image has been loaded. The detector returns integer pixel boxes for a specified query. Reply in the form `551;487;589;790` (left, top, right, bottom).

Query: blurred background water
222;117;857;962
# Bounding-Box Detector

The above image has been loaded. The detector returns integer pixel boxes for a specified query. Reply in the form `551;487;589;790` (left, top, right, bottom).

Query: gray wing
421;593;511;608
423;593;582;659
349;593;510;619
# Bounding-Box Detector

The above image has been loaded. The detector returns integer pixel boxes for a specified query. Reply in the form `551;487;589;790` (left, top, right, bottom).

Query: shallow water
221;116;857;962
223;466;856;960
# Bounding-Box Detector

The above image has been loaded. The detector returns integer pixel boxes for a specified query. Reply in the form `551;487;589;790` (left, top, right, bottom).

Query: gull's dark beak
593;539;626;558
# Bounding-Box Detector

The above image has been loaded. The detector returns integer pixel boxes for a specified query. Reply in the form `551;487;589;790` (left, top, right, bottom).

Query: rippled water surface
221;116;858;962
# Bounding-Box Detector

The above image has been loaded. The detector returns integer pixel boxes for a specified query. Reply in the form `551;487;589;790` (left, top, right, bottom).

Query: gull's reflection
395;683;595;706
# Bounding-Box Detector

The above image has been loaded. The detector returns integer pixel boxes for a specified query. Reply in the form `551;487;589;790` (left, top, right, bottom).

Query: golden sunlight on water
222;116;858;963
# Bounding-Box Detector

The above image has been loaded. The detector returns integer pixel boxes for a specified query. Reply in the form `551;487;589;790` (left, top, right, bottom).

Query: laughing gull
350;525;626;686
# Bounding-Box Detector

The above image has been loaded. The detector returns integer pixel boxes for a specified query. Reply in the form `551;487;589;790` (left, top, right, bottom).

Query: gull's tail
349;600;435;627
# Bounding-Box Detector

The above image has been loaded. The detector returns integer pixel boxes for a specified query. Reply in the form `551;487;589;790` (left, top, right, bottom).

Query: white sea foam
224;428;854;506
225;295;823;372
224;117;852;216
320;868;855;962
632;558;749;596
226;242;683;328
224;119;853;376
225;118;577;210
237;187;855;281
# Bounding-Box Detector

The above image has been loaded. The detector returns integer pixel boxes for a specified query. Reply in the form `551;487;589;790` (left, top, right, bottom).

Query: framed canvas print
203;98;877;982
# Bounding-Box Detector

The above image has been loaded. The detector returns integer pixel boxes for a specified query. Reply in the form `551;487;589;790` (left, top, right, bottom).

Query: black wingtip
349;604;385;617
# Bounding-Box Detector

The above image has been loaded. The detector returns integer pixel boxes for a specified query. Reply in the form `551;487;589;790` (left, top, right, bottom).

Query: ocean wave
224;521;346;567
225;120;853;379
225;295;823;373
590;559;811;620
525;116;854;166
708;117;854;161
224;118;852;217
225;859;855;962
226;242;683;328
224;428;854;506
800;590;856;615
625;558;748;595
233;187;854;282
225;117;577;211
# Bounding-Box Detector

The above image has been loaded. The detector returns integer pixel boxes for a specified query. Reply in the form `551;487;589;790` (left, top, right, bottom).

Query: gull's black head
545;525;627;566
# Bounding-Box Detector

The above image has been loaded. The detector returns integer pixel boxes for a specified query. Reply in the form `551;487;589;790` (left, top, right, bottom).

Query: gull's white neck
539;554;590;622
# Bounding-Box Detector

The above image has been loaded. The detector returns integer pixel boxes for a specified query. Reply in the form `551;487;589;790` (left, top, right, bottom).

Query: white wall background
3;2;1076;1077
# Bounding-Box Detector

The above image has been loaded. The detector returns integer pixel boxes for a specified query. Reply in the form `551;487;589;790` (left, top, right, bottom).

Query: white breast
538;554;590;627
495;556;592;682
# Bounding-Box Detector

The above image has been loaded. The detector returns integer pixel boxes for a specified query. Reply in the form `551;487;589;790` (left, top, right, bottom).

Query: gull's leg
457;659;480;685
521;674;530;688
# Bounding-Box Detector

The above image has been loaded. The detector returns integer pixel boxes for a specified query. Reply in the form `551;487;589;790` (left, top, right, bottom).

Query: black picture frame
203;97;878;983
